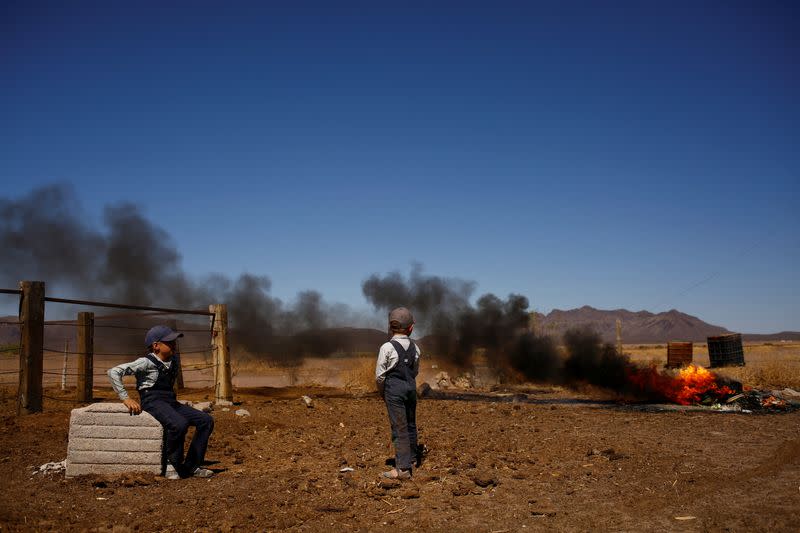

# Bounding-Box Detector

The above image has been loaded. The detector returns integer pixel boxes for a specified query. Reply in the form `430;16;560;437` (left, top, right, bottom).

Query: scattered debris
235;409;250;417
725;394;744;404
674;516;696;521
761;396;788;409
339;467;354;473
453;374;475;389
725;390;799;412
32;460;66;475
434;371;452;389
301;395;314;408
429;371;475;389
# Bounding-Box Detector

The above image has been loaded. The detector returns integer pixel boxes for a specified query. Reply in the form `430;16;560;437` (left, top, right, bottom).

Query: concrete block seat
66;403;164;478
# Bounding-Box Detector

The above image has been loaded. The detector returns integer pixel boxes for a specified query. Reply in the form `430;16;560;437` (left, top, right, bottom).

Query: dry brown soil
1;385;799;532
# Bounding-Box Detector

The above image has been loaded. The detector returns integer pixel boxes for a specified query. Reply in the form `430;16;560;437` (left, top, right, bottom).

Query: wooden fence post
18;281;45;415
209;304;232;403
61;340;69;391
169;319;185;389
616;318;623;356
76;312;94;403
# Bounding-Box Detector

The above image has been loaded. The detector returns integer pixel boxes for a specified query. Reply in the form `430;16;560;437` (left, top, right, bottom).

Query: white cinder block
68;451;162;465
66;403;164;478
68;425;163;440
68;437;162;452
65;463;162;476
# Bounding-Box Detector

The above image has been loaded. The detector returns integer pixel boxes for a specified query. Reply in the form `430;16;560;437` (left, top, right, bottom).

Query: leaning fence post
18;281;45;415
76;312;94;403
209;304;232;403
616;319;623;355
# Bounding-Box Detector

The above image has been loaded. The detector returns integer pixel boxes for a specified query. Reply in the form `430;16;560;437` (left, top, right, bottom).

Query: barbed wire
42;322;212;333
0;370;20;375
42;346;214;356
43;394;89;404
0;320;21;325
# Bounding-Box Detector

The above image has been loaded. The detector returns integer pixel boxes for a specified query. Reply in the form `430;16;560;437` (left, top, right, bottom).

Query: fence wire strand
43;322;211;333
42;347;214;356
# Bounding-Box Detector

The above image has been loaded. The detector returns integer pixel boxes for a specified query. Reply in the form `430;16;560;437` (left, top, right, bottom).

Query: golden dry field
624;342;800;390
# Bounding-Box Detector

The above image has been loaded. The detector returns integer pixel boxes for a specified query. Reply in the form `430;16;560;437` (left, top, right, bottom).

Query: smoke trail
362;267;534;368
0;184;356;361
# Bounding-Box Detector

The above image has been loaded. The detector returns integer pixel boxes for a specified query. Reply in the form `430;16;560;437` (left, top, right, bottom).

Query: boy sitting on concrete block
108;325;215;479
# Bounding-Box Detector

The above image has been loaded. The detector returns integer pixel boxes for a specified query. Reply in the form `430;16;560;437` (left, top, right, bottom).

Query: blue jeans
384;379;417;471
142;391;214;477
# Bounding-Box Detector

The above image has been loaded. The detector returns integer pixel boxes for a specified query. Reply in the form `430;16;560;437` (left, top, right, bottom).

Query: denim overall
140;354;214;477
384;340;419;471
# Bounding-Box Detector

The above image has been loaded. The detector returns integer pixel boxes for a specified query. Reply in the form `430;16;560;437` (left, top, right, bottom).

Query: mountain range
530;306;800;343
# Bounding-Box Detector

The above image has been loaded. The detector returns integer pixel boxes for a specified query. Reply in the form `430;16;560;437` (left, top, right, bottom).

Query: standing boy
375;307;420;479
108;325;215;479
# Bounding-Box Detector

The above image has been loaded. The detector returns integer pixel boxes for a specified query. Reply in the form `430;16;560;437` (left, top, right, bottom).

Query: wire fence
0;286;238;405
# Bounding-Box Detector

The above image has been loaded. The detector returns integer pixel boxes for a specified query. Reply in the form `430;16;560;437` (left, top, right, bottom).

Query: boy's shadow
202;460;227;474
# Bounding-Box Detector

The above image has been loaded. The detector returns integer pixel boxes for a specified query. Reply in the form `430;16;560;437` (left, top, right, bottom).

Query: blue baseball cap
145;325;184;347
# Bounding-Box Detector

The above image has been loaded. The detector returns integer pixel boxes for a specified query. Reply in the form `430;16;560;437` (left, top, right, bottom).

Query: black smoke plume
562;327;631;390
363;267;538;368
0;184;357;361
362;268;642;391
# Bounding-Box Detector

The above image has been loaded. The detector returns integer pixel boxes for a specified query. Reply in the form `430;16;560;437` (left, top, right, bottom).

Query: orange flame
626;364;735;405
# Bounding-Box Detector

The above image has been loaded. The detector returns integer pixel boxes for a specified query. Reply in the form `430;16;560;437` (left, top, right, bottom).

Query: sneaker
381;468;412;480
164;464;180;480
192;467;214;478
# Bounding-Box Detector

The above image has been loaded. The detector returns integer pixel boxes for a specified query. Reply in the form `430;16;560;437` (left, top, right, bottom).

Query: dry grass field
624;342;800;390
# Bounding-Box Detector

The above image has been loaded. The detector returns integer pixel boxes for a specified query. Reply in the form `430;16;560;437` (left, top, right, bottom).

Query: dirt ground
1;383;799;533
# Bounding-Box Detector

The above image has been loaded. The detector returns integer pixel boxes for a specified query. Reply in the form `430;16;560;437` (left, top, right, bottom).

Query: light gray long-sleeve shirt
107;354;174;401
375;335;420;393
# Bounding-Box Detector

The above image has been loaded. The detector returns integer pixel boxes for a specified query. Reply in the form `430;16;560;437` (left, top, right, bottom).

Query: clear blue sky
1;1;798;333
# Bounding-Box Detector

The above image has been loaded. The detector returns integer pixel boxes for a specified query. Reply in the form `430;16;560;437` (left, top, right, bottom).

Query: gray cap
388;307;414;329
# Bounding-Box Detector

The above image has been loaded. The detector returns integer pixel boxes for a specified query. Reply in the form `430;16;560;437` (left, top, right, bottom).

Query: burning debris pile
626;364;738;405
726;388;800;412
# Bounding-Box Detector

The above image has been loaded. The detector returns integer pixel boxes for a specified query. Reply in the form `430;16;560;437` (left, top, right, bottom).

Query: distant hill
530;306;799;343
